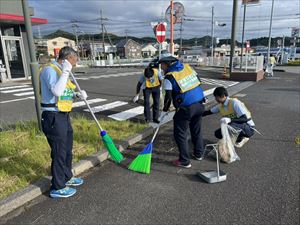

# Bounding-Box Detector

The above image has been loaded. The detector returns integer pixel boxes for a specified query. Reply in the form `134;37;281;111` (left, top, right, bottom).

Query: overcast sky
29;0;300;41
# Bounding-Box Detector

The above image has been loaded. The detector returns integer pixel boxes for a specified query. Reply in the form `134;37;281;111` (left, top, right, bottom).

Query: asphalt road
2;71;299;225
0;66;231;124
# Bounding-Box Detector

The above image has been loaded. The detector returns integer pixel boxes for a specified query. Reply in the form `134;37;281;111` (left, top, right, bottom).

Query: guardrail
77;56;264;72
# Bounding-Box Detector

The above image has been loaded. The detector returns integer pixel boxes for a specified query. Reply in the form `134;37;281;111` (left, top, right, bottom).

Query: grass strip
0;116;146;199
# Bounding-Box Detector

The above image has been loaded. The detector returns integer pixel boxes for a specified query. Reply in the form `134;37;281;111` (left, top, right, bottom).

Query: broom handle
150;112;169;143
151;127;160;143
69;71;104;131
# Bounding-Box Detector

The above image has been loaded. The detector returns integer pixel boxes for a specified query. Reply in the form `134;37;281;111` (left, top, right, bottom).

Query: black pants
41;111;73;190
173;102;205;164
215;122;255;142
143;86;160;121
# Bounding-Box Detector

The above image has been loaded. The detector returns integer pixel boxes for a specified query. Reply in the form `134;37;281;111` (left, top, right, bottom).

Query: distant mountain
42;30;299;47
44;30;75;40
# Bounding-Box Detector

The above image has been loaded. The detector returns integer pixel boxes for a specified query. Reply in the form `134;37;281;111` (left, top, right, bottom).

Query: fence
182;55;264;72
78;55;264;72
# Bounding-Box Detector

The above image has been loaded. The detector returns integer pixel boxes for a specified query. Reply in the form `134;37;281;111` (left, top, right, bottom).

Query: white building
141;43;157;58
46;37;76;57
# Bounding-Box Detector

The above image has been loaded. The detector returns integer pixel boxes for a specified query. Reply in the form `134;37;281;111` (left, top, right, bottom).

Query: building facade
141;43;157;58
46;37;76;58
0;0;47;82
116;39;142;59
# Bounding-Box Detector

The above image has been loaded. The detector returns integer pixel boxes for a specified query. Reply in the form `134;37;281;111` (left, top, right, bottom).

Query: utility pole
104;25;114;47
211;6;214;61
100;10;105;57
281;35;285;64
229;0;238;74
267;0;275;67
37;25;42;39
71;21;79;52
125;29;129;42
170;0;174;54
179;20;183;55
92;36;95;62
21;0;42;130
240;3;247;71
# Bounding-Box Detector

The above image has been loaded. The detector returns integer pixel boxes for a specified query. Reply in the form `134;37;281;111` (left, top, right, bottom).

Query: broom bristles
128;143;152;174
101;131;124;163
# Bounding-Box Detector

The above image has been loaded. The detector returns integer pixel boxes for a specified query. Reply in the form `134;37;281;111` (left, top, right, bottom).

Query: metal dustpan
197;144;227;184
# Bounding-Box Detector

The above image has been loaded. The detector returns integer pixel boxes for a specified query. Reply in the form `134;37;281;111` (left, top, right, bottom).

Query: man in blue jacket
159;54;205;168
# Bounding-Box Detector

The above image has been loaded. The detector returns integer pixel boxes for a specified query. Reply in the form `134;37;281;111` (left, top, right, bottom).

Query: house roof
116;39;128;48
116;39;141;48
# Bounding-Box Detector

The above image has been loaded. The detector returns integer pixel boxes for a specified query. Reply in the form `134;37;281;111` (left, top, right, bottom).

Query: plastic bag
218;124;241;163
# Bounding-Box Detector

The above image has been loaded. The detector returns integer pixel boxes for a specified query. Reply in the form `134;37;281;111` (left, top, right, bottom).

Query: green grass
0;116;146;200
287;60;300;66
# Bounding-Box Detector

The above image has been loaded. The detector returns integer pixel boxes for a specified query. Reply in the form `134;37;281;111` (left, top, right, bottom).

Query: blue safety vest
165;62;204;108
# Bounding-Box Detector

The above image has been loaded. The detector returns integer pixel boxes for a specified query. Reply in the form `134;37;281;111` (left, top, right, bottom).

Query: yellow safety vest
219;98;251;119
145;68;160;88
167;64;201;93
48;63;76;112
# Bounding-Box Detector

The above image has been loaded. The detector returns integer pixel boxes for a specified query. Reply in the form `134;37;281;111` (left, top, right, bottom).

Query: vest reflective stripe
167;64;200;93
145;68;160;88
219;98;251;119
48;64;76;112
166;64;204;108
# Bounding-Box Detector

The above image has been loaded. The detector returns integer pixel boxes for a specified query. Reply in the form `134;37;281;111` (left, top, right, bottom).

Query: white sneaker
235;137;249;148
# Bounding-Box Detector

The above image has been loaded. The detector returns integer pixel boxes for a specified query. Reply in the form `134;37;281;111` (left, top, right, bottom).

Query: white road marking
234;93;247;97
203;87;216;97
84;101;128;113
1;87;33;93
0;97;32;104
72;98;107;108
108;106;144;121
0;85;30;91
14;91;34;96
75;72;140;80
201;78;238;87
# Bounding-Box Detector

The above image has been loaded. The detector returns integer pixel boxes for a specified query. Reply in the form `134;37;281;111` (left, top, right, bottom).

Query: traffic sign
156;23;166;43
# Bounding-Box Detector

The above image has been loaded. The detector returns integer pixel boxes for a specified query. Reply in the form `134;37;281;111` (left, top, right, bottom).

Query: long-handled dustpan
197;144;227;183
70;72;124;163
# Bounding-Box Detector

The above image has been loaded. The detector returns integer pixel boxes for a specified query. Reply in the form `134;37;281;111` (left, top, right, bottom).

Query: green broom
70;72;124;163
128;113;168;174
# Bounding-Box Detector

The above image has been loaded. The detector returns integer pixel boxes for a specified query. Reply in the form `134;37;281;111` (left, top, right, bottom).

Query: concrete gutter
0;81;255;218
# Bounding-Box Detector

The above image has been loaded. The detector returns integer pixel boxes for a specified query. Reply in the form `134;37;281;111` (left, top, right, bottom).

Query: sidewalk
1;71;299;225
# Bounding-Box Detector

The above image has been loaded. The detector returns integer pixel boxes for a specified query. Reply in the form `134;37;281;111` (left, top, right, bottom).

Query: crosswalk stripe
75;72;140;80
1;87;33;93
76;77;90;80
14;91;34;96
201;78;239;87
203;87;216;96
0;97;32;104
84;101;128;113
72;98;107;108
108;106;144;121
0;85;30;91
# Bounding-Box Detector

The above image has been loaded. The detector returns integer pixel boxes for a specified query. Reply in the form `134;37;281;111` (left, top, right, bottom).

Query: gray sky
30;0;300;41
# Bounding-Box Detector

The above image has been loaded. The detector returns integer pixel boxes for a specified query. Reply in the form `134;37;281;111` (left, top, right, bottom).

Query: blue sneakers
66;177;84;186
50;187;76;198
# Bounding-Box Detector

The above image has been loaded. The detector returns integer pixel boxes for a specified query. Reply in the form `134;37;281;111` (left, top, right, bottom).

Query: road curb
0;81;255;219
0;127;154;218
